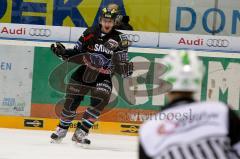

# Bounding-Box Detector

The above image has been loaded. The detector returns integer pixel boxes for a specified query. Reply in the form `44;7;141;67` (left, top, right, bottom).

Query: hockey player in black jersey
50;7;133;145
139;51;240;159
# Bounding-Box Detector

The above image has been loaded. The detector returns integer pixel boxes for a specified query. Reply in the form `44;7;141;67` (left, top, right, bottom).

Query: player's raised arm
50;28;96;61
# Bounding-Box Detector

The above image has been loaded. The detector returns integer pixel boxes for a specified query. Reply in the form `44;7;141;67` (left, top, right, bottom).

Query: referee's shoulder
139;113;163;137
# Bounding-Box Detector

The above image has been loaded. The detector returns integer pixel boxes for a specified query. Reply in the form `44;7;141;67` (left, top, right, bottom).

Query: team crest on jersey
94;44;113;54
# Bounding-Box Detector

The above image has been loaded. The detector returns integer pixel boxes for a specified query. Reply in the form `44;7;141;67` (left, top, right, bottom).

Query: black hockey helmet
100;7;117;20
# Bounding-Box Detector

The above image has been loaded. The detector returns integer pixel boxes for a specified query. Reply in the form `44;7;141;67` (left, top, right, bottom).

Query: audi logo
206;39;229;47
29;28;51;37
124;34;140;43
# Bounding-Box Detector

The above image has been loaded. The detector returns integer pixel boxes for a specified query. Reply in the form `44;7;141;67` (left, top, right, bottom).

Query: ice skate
72;128;91;146
50;126;68;143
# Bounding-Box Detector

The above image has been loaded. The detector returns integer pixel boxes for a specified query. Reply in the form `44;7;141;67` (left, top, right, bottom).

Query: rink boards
0;42;240;136
0;115;140;136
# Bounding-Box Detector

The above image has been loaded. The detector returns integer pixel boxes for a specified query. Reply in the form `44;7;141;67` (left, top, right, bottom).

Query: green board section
32;47;240;111
32;47;64;104
32;47;164;110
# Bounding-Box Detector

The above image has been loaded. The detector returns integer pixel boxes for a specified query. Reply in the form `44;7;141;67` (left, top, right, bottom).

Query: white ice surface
0;128;138;159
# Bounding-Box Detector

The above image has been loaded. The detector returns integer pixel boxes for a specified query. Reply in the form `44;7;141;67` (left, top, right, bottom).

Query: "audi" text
178;37;204;46
0;27;26;35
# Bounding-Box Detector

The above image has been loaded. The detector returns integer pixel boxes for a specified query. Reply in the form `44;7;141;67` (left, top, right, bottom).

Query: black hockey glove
112;51;133;78
50;42;67;60
115;61;133;78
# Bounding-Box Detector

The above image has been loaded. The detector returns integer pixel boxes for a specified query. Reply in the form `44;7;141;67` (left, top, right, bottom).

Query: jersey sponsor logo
89;53;112;69
119;34;129;45
24;119;43;128
94;44;113;54
29;28;51;37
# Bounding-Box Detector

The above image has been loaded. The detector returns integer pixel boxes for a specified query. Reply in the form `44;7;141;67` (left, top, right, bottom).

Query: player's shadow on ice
74;143;137;152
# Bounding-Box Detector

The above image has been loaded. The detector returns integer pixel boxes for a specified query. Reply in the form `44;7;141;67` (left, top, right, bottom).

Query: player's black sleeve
139;143;152;159
65;28;96;58
64;31;85;56
64;39;84;57
228;108;240;157
228;109;240;145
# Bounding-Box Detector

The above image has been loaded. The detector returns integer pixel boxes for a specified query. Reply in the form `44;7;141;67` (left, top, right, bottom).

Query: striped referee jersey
139;98;240;159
